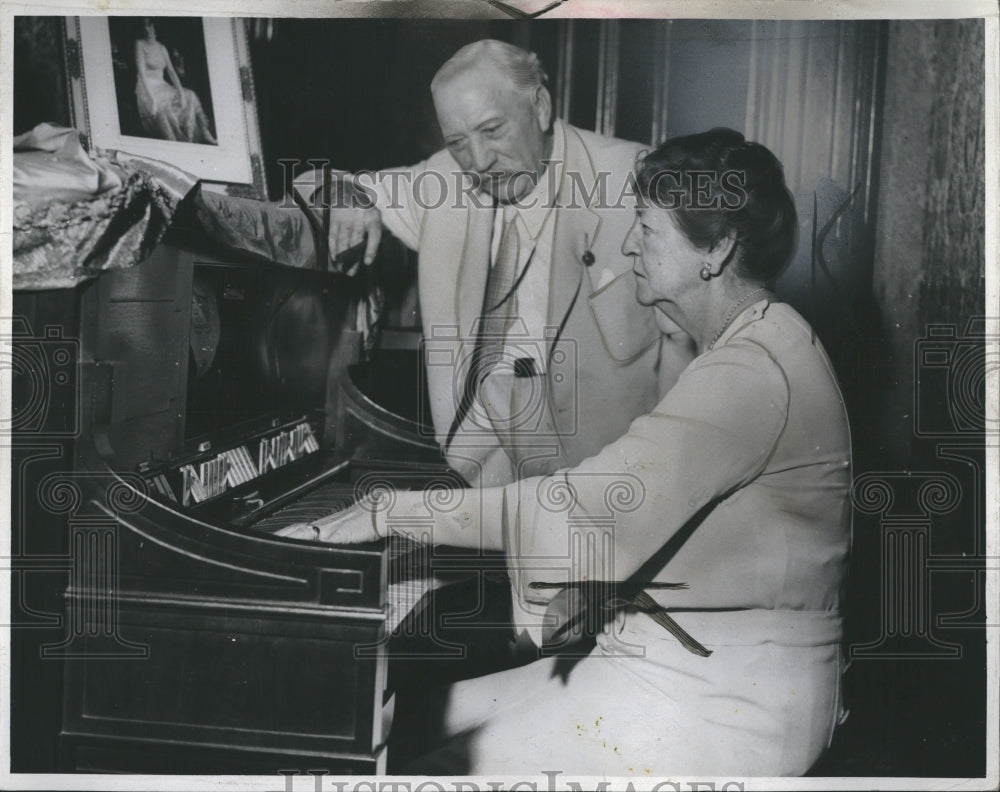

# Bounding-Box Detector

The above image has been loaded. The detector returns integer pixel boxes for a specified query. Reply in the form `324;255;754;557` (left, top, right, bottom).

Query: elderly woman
279;128;852;776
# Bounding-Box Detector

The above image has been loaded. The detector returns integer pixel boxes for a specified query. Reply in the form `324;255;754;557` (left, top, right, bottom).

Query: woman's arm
162;45;183;92
276;484;508;551
280;341;788;582
508;339;790;584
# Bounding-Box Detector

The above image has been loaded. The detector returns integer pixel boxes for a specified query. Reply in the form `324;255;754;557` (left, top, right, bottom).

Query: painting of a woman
133;18;217;145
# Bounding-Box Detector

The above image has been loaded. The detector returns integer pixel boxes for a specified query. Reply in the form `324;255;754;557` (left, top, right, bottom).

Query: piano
34;224;462;774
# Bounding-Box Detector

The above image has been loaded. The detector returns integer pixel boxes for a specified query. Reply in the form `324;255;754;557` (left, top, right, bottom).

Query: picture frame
62;15;266;200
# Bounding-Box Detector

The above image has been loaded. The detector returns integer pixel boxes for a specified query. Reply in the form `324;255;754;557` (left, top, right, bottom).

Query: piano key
251;478;434;625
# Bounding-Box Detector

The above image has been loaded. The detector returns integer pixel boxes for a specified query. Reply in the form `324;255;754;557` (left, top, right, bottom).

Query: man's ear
533;85;553;133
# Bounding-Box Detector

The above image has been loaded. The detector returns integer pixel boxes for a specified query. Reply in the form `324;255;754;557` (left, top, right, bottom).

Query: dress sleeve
502;337;791;593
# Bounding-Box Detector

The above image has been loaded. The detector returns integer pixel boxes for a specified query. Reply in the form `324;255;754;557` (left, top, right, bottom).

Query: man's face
433;65;552;203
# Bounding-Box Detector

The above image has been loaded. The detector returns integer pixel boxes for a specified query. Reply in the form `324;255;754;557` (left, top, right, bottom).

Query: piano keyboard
251;478;433;632
251;480;358;533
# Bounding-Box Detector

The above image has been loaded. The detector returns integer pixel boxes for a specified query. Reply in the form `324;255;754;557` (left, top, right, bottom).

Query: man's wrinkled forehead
433;61;524;102
433;67;523;126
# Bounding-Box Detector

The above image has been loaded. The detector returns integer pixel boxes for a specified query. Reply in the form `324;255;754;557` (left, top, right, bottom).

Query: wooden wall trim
555;20;574;123
650;22;671;146
595;20;620;137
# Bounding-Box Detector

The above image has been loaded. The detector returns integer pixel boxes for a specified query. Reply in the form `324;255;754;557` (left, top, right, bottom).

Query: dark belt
528;581;713;657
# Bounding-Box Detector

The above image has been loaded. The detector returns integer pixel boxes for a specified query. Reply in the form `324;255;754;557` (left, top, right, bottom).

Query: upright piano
38;225;460;773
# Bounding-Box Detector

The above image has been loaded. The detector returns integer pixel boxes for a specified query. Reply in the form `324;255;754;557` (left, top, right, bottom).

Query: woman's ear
705;230;738;276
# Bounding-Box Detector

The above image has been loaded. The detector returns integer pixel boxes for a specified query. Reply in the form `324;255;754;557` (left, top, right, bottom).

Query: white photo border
62;14;266;200
1;2;997;791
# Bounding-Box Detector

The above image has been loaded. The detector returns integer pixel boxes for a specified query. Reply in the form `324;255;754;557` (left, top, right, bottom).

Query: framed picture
63;15;266;200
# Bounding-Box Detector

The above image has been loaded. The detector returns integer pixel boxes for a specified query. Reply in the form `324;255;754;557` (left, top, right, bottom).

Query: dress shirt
488;121;565;375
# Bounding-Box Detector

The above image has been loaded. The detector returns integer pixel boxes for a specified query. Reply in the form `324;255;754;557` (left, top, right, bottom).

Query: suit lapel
546;125;600;361
455;198;494;346
418;172;489;443
450;189;494;424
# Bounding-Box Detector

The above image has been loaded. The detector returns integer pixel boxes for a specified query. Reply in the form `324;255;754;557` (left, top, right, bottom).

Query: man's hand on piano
328;205;383;272
274;502;382;544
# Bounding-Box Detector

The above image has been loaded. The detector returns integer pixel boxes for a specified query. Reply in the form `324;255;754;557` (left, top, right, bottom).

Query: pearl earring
700;266;712;281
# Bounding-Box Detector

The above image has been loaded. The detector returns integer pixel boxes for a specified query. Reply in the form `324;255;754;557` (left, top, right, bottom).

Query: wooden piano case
51;234;446;773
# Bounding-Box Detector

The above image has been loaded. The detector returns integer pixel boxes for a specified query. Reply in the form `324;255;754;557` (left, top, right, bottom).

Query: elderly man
288;40;693;701
320;39;693;488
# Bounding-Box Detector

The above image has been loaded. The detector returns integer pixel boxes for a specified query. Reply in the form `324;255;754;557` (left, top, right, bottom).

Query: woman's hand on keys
274;501;381;544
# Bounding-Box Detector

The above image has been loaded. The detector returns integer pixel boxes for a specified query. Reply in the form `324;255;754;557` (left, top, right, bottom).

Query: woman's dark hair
135;17;154;39
636;128;798;282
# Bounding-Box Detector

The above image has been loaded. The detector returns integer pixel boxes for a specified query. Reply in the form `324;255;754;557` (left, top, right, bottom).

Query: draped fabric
13;122;385;350
12;124;190;290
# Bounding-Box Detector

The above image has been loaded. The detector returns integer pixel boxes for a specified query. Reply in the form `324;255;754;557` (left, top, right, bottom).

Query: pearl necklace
709;287;768;348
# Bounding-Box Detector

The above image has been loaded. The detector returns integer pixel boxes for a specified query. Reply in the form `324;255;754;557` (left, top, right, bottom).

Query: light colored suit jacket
373;120;692;485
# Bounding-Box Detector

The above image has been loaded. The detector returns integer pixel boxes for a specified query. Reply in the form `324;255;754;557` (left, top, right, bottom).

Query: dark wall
14;16;70;133
917;21;986;329
249;20;562;197
873;19;987;466
841;17;987;778
662;21;753;138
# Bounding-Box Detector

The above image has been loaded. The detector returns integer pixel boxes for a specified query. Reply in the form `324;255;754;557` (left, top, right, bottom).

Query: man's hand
328;204;382;272
273;502;381;544
293;171;384;273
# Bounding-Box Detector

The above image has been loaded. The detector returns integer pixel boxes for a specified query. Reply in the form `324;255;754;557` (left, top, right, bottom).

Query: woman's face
144;19;156;38
623;205;706;312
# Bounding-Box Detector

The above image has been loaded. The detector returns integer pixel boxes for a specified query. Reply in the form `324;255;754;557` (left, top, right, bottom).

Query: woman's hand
274;501;381;544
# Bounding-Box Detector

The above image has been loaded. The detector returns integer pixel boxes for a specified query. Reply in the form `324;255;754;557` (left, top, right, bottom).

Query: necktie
446;206;526;449
478;207;520;381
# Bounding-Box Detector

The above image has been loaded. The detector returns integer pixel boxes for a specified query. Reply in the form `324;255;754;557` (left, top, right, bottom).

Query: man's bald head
431;39;548;100
430;39;554;203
